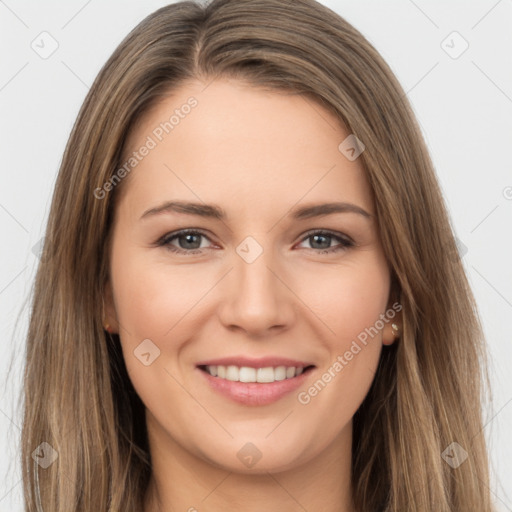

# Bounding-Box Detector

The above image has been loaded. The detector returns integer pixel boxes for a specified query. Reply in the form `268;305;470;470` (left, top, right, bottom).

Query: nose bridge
219;234;294;334
234;235;280;307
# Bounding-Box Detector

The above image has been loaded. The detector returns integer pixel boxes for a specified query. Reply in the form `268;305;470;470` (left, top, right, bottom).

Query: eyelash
156;229;355;255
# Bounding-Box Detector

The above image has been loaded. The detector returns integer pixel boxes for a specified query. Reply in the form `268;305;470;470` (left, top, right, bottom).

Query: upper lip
196;356;315;369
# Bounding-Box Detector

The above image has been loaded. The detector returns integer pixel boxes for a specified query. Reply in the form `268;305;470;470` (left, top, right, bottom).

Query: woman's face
105;77;397;473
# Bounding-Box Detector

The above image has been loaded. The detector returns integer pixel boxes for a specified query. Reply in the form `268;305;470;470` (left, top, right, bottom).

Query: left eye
297;230;354;253
157;229;354;255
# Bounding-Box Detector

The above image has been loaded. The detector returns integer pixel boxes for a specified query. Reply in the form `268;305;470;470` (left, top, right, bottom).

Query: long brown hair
20;0;495;510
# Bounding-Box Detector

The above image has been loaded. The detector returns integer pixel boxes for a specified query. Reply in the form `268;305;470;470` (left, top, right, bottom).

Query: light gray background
1;0;511;509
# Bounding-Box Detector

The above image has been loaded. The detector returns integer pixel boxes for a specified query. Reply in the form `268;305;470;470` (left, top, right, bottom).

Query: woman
21;0;495;510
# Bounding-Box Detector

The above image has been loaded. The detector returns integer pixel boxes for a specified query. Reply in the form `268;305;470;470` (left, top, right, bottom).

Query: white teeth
239;366;256;382
274;366;286;381
257;367;274;383
226;365;239;381
204;365;307;382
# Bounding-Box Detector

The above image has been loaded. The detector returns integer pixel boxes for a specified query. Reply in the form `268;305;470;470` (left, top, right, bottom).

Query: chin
197;436;312;474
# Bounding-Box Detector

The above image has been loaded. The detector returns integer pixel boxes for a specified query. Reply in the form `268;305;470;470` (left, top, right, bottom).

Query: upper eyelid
159;229;214;245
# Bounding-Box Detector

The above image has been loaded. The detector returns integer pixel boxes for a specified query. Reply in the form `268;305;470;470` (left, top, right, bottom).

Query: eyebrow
139;200;372;221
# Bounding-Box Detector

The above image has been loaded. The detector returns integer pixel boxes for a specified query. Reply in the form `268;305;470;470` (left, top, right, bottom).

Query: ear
103;280;119;334
382;301;403;346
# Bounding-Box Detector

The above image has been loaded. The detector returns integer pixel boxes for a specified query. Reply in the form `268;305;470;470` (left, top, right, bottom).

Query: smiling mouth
198;364;316;383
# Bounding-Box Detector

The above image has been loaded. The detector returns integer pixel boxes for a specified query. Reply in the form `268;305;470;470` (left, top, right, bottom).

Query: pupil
181;234;200;249
312;234;329;249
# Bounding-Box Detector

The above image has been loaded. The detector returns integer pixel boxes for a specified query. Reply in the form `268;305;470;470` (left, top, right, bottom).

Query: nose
217;244;296;338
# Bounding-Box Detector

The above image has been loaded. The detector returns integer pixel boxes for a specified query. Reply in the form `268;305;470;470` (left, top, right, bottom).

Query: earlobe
102;281;119;334
382;308;402;346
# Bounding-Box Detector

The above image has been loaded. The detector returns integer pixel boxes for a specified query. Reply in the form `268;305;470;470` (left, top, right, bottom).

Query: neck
143;413;356;512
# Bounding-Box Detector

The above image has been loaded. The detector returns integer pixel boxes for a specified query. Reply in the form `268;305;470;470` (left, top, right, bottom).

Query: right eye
157;229;214;255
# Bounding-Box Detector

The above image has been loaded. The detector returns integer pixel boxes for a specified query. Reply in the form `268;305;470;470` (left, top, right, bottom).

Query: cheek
110;249;202;407
111;248;205;339
300;257;390;344
295;257;390;420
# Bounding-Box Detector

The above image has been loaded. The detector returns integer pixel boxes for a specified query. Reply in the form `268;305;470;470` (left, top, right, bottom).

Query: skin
103;77;401;512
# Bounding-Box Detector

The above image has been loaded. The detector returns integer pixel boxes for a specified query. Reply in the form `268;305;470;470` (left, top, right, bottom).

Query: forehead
116;78;373;221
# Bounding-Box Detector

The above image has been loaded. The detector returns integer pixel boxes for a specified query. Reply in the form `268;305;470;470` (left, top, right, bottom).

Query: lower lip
197;366;315;406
